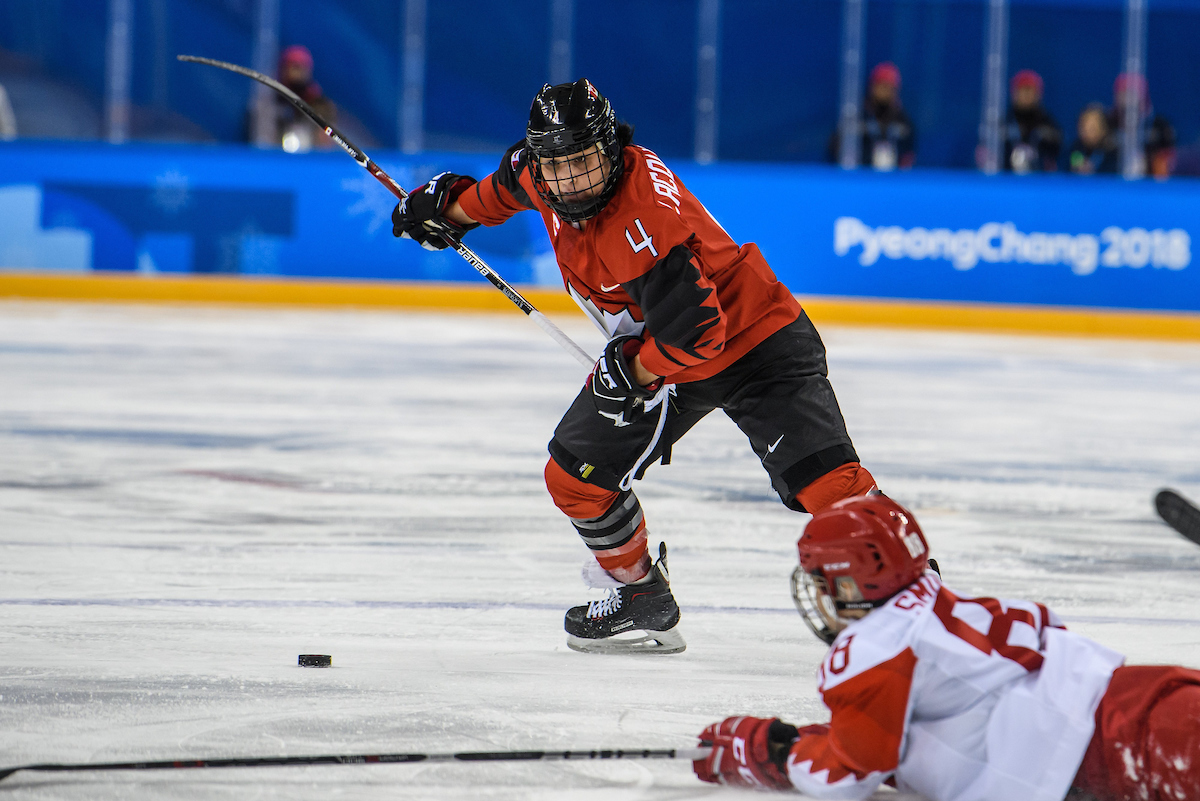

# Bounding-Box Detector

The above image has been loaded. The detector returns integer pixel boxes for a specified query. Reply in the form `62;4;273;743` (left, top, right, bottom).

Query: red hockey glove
392;171;479;251
590;335;661;427
693;716;799;790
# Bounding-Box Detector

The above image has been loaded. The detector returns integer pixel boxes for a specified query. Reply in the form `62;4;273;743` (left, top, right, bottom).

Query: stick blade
1155;488;1200;546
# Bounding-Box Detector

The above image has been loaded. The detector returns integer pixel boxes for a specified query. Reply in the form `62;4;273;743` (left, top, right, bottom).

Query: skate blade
566;626;686;655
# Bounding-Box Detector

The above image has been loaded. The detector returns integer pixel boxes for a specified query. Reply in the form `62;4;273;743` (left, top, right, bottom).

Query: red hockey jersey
457;143;801;383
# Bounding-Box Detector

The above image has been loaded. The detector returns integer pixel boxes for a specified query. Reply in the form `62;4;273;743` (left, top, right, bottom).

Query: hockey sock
585;503;650;583
622;556;656;584
545;458;652;583
795;462;877;514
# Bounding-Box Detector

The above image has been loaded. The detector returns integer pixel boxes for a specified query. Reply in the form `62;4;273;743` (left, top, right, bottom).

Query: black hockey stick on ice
177;54;594;369
0;746;709;783
1155;488;1200;546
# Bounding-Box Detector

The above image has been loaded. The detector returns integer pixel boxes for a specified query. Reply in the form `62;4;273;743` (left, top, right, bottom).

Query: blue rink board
1;140;1198;313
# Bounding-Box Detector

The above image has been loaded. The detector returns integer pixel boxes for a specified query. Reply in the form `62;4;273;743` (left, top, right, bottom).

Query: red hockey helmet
791;495;929;643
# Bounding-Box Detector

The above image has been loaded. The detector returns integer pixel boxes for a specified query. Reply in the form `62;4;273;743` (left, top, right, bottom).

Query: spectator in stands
1107;73;1175;178
1067;104;1118;175
827;61;916;171
248;45;336;152
0;81;16;140
1002;69;1061;173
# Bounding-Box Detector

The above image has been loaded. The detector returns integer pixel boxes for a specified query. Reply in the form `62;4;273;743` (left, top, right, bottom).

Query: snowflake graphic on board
341;161;442;237
152;170;191;215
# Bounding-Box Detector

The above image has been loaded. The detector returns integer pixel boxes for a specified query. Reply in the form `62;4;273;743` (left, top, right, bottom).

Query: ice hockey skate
565;543;685;655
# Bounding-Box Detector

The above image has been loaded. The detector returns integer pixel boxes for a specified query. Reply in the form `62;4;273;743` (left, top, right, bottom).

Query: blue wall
1;0;1198;167
2;140;1197;314
0;141;554;284
690;164;1198;312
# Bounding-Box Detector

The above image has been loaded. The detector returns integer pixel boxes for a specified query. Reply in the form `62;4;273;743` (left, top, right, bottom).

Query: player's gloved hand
693;716;799;790
591;335;661;427
391;171;479;251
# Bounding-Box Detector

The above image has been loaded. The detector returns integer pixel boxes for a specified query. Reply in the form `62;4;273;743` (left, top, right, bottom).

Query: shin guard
545;458;651;583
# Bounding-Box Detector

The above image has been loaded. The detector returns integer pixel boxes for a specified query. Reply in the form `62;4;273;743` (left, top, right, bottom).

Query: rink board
2;140;1200;328
3;271;1200;342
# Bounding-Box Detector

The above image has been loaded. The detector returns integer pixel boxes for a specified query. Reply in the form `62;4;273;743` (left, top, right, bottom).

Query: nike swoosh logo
767;434;785;454
600;283;621;292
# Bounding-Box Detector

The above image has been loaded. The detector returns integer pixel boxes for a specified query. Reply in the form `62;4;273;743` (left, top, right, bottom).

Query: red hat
1113;72;1150;115
1113;72;1147;98
1010;69;1043;94
279;45;314;72
870;62;901;89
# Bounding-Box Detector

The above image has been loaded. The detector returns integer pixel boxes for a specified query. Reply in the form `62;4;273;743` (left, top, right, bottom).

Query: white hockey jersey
785;572;1124;801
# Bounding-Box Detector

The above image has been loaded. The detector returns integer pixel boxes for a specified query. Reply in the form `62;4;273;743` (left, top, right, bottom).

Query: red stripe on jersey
933;587;1046;672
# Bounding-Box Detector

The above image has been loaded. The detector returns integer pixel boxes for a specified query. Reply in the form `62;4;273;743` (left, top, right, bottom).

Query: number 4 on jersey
624;218;658;257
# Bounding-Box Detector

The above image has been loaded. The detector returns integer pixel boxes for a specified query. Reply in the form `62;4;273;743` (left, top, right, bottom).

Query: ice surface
1;300;1198;800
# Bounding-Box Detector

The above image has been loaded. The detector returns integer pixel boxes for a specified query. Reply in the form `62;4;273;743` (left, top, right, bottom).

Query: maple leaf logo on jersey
566;283;644;340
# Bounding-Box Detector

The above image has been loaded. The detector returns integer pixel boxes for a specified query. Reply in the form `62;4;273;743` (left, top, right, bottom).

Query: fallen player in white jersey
692;495;1200;801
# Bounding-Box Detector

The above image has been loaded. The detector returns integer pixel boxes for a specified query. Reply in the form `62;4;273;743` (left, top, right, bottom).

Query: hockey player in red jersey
392;79;876;655
694;495;1200;801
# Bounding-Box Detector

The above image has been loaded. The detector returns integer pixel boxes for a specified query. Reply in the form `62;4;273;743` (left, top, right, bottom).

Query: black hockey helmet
526;78;626;222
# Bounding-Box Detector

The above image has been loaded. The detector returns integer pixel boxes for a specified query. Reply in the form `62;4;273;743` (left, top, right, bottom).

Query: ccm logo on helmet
824;561;851;571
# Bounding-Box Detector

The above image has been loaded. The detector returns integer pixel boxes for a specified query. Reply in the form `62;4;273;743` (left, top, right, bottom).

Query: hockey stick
1155;488;1200;546
0;746;709;783
177;54;594;369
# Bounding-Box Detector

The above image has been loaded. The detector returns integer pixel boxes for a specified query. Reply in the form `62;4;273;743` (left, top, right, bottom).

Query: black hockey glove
591;335;662;427
392;171;479;251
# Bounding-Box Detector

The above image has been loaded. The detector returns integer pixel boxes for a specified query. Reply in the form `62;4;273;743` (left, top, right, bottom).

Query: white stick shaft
531;311;594;367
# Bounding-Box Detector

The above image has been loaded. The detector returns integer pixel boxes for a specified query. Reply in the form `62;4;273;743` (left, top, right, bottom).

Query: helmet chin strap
818;598;851;637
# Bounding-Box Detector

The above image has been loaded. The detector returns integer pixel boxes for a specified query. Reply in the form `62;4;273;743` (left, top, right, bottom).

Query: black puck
298;654;332;668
